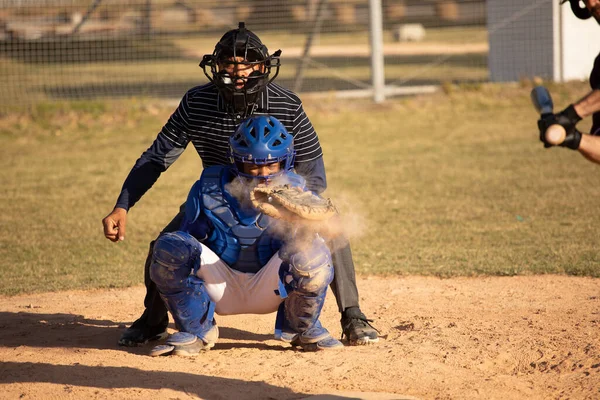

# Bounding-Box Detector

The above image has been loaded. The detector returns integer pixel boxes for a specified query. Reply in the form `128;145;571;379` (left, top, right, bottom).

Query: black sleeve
115;95;191;210
294;156;327;195
590;53;600;135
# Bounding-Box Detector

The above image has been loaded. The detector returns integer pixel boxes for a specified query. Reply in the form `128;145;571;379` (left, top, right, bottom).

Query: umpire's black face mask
217;56;266;91
199;22;281;118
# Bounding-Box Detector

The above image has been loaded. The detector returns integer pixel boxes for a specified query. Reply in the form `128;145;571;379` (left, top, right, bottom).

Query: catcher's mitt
250;184;337;222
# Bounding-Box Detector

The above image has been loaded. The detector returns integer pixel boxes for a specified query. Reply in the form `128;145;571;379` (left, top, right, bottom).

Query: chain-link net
0;0;487;108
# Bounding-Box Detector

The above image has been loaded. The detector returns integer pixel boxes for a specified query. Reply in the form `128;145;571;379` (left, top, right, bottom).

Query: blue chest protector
182;166;305;274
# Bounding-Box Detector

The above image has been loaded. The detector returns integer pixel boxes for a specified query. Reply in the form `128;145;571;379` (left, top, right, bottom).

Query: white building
487;0;600;82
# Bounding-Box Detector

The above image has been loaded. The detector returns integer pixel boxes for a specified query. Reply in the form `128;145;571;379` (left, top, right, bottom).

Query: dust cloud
225;175;369;254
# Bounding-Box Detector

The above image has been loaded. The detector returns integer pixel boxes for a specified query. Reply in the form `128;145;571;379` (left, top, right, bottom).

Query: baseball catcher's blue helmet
229;115;295;179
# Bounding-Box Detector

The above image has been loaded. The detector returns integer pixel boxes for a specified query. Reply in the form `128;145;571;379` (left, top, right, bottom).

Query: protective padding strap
274;302;285;340
277;279;288;299
207;298;216;322
276;261;291;300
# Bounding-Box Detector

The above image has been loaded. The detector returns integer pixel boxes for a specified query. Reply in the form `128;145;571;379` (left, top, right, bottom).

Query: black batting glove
538;114;557;148
560;128;582;150
555;104;582;132
538;114;582;150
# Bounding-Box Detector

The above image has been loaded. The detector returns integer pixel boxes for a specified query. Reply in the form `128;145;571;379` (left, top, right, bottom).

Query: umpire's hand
102;207;127;242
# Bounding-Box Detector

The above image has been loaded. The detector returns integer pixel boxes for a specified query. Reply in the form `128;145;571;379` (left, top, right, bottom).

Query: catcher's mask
560;0;592;20
229;115;295;180
200;22;282;119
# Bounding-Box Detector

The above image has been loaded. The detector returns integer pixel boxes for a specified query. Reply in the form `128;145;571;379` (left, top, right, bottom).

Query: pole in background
293;0;328;93
368;0;385;103
71;0;103;35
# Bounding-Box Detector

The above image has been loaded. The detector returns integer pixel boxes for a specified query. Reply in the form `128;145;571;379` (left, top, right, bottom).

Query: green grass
0;81;598;296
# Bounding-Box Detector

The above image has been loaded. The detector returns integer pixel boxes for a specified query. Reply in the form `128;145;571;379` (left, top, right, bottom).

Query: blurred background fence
0;0;489;108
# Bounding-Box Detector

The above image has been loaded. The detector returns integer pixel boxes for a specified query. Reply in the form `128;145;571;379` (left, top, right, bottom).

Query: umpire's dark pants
141;205;360;328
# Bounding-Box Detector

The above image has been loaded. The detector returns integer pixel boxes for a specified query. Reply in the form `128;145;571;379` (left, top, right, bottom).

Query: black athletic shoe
118;312;169;347
341;307;379;346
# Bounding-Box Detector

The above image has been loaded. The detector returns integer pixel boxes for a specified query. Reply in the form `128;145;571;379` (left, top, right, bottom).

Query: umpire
540;1;600;162
102;22;379;346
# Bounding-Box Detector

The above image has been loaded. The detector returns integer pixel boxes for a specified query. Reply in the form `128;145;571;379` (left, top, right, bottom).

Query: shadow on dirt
0;361;305;399
0;312;277;352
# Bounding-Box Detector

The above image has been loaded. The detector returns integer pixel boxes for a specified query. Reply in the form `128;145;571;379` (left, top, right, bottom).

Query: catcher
148;115;342;356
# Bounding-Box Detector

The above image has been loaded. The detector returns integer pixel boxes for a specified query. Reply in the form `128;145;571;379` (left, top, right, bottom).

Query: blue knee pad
275;236;334;338
150;231;215;342
150;231;202;293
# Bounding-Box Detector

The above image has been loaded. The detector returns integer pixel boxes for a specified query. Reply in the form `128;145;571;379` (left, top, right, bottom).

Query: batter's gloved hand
560;128;582;150
538;115;557;148
555;104;582;133
538;114;582;150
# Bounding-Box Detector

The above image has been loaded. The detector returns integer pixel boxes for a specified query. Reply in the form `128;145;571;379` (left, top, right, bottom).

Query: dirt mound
1;276;598;399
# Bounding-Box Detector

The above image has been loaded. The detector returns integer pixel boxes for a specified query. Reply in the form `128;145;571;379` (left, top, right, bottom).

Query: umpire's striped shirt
116;82;326;210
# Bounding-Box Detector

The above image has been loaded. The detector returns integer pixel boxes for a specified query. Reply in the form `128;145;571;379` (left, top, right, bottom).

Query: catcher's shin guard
275;237;335;344
150;231;217;345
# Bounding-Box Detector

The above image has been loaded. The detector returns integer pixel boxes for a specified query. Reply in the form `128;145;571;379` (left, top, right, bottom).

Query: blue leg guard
149;231;218;345
275;236;342;351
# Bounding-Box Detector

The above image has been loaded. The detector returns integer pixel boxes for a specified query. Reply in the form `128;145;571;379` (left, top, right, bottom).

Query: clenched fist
102;207;128;242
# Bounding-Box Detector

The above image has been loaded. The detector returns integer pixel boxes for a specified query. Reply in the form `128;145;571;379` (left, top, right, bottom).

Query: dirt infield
1;276;598;400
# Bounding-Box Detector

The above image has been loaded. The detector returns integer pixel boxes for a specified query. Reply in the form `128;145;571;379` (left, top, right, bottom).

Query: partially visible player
540;1;600;163
147;115;343;356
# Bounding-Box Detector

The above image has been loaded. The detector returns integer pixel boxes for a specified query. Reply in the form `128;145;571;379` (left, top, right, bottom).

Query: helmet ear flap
564;0;592;20
199;54;213;69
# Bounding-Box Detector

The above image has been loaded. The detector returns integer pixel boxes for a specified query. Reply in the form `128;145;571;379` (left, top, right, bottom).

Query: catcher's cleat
289;324;344;352
118;312;169;347
149;329;217;357
341;307;380;346
301;335;344;351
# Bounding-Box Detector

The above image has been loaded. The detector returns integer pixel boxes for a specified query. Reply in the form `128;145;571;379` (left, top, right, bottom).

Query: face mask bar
200;51;281;94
